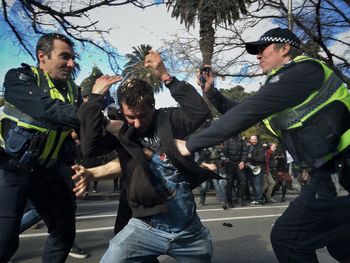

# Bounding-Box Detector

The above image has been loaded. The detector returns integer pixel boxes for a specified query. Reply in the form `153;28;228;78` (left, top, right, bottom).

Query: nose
67;59;75;68
133;119;141;129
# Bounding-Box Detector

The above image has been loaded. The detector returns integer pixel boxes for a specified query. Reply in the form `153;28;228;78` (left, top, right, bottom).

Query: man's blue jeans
247;170;263;201
101;218;213;263
199;179;226;204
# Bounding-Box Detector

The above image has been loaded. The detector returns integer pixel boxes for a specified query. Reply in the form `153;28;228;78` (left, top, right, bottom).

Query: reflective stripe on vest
263;56;350;166
0;66;78;163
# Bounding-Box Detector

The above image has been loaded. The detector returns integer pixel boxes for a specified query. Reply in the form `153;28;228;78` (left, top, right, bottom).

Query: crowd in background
195;133;311;209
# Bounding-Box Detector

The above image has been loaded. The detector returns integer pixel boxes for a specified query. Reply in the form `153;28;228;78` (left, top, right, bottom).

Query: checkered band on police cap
245;27;302;55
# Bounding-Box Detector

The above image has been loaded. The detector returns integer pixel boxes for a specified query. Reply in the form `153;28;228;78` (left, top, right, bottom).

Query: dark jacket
3;64;80;129
224;137;248;163
186;60;324;154
1;64;81;165
78;77;221;218
247;143;266;166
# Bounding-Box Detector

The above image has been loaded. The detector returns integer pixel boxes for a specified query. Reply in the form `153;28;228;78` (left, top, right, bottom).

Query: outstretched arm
72;159;122;197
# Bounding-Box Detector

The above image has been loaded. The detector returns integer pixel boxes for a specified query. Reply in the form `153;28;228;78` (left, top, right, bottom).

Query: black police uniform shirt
3;65;80;129
186;60;324;153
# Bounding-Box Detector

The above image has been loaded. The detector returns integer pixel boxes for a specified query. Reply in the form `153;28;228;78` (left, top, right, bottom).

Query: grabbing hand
72;164;92;198
92;75;122;95
144;50;171;82
174;139;191;156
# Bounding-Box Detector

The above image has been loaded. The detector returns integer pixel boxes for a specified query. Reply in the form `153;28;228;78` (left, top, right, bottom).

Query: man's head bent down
117;78;155;135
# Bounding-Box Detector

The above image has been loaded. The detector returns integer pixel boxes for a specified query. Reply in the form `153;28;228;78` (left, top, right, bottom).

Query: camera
199;66;212;86
200;66;212;75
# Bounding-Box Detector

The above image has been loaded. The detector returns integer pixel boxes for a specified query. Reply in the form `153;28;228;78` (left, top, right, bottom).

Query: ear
37;50;46;64
282;44;291;56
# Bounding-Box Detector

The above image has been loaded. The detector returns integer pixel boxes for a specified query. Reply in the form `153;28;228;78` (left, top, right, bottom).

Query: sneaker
69;244;89;259
250;200;262;206
280;197;286;202
266;198;278;204
92;189;97;193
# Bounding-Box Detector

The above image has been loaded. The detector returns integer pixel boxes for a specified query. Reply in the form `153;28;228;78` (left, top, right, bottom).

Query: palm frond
122;44;163;93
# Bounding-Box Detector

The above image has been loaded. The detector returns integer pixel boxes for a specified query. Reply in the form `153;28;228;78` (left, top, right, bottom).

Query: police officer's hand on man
91;75;122;95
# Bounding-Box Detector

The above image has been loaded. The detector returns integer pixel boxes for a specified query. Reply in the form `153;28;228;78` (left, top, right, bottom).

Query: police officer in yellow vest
0;33;81;262
175;28;350;262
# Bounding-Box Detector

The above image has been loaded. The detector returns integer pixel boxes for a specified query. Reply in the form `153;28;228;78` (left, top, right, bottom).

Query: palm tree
166;0;251;65
122;44;163;93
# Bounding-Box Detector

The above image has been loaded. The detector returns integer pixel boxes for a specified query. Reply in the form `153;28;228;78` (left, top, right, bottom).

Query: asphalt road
12;189;338;263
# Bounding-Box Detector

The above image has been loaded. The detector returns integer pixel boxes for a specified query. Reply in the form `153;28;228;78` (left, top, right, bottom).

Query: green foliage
0;97;4;107
220;85;252;100
122;44;163;94
166;0;250;30
166;0;251;64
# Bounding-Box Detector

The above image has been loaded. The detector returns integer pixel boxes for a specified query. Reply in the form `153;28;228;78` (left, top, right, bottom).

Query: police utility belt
0;103;49;172
3;124;46;172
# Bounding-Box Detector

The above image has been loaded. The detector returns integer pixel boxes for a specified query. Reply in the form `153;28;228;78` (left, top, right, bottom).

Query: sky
0;3;267;108
0;4;191;107
0;2;348;107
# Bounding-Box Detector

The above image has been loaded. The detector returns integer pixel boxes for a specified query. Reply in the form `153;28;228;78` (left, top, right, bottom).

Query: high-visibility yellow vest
263;56;350;167
0;66;79;166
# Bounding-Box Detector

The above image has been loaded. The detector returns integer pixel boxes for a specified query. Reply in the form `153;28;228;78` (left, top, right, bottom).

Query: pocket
297;124;337;159
4;128;31;158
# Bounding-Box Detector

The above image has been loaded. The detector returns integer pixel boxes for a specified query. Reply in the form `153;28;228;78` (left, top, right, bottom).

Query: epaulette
18;63;35;82
20;63;32;71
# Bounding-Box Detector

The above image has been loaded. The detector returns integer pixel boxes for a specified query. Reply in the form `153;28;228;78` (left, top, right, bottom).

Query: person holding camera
175;28;350;262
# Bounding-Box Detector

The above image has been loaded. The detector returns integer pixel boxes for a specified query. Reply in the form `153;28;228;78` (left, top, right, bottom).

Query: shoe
250;200;262;206
266;198;278;204
280;197;286;202
240;200;248;207
228;202;235;208
220;202;228;210
31;222;41;229
92;189;97;193
199;201;205;206
69;244;89;259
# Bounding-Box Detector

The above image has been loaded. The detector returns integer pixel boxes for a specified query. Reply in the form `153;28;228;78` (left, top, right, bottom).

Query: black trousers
271;161;350;262
226;161;247;203
0;161;76;263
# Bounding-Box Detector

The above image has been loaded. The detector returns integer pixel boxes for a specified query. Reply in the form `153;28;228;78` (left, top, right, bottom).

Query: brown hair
117;78;155;109
36;33;74;62
274;43;303;59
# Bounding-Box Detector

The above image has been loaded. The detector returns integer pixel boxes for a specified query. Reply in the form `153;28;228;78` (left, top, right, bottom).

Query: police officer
0;33;118;262
176;28;350;262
